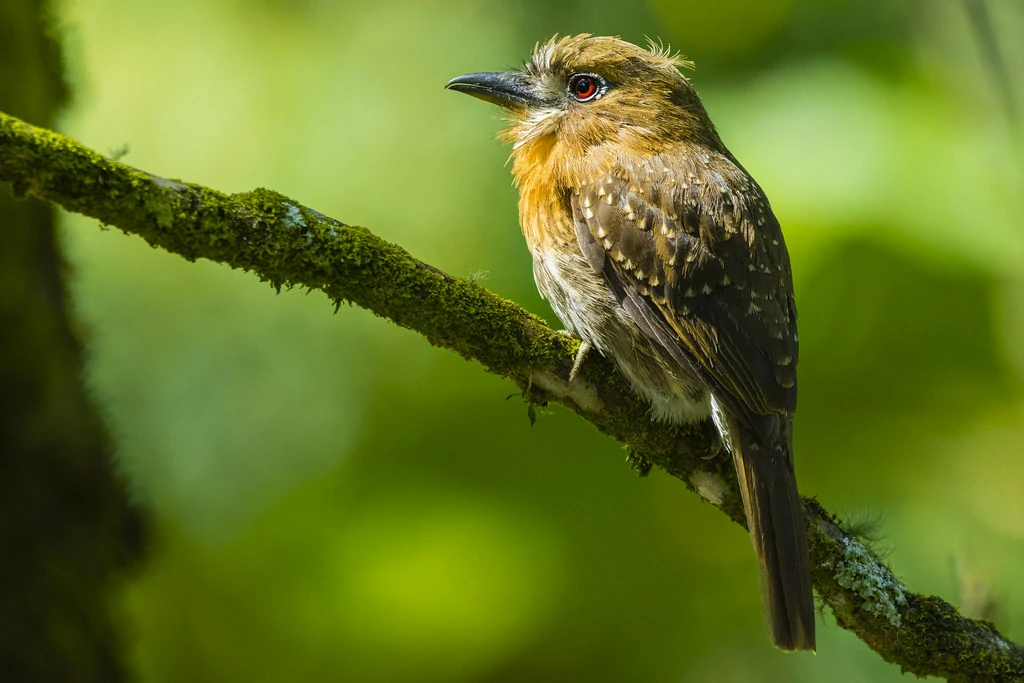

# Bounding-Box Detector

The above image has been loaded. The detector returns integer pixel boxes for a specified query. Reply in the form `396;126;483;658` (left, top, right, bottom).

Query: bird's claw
569;339;591;383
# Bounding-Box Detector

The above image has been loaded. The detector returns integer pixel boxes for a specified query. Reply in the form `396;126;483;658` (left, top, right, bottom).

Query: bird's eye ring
568;74;602;102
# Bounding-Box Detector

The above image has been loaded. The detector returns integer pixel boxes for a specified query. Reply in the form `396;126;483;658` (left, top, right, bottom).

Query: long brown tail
730;418;816;651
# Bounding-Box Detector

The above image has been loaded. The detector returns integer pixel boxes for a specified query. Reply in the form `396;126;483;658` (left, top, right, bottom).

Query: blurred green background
47;0;1024;680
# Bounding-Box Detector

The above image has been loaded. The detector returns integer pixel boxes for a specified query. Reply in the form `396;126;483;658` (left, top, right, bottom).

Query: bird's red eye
569;74;600;102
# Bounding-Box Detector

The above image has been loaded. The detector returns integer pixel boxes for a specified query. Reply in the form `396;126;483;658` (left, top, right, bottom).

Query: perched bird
447;35;814;651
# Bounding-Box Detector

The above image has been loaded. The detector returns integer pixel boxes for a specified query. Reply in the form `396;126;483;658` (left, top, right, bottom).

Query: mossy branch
1;109;1021;681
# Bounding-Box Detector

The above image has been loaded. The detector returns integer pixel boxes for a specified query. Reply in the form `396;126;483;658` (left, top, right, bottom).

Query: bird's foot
569;338;592;383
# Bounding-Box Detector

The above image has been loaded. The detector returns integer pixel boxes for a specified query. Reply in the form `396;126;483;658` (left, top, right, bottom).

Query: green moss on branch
2;109;1021;681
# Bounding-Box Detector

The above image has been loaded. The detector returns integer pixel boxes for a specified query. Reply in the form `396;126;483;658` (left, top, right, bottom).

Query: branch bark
2;109;1021;681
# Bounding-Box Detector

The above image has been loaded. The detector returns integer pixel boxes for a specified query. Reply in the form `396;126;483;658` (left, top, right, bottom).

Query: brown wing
571;151;797;438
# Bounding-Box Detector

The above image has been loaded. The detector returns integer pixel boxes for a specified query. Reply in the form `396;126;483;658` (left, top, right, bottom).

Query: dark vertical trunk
0;1;144;681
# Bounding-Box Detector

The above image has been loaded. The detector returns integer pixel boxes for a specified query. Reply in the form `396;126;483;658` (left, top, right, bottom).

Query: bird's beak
445;71;541;108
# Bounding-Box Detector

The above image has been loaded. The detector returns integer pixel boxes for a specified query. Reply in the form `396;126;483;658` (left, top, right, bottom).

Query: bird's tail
730;418;816;651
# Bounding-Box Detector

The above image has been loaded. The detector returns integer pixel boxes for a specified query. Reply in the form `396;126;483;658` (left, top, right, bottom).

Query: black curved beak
445;71;541;108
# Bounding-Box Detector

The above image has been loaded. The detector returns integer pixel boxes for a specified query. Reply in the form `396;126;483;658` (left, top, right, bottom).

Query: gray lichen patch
530;370;602;414
282;202;307;230
827;535;908;627
690;470;728;506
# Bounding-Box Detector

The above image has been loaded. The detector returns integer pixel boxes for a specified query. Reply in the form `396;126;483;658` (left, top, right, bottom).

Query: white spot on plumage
684;287;695;297
702;284;712;295
597;226;607;238
748;303;762;314
668;256;676;267
602;238;613;250
584;207;595;220
721;274;731;286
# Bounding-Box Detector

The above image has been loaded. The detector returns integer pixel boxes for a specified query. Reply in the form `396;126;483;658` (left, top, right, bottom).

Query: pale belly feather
532;246;712;424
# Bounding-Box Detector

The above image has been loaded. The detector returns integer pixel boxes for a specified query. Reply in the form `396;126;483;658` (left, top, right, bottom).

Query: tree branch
1;109;1021;681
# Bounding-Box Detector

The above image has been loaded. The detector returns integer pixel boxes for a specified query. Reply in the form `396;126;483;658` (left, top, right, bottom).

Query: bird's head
446;35;723;184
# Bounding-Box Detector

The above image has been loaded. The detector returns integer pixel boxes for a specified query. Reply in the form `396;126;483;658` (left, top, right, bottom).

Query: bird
446;34;814;651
